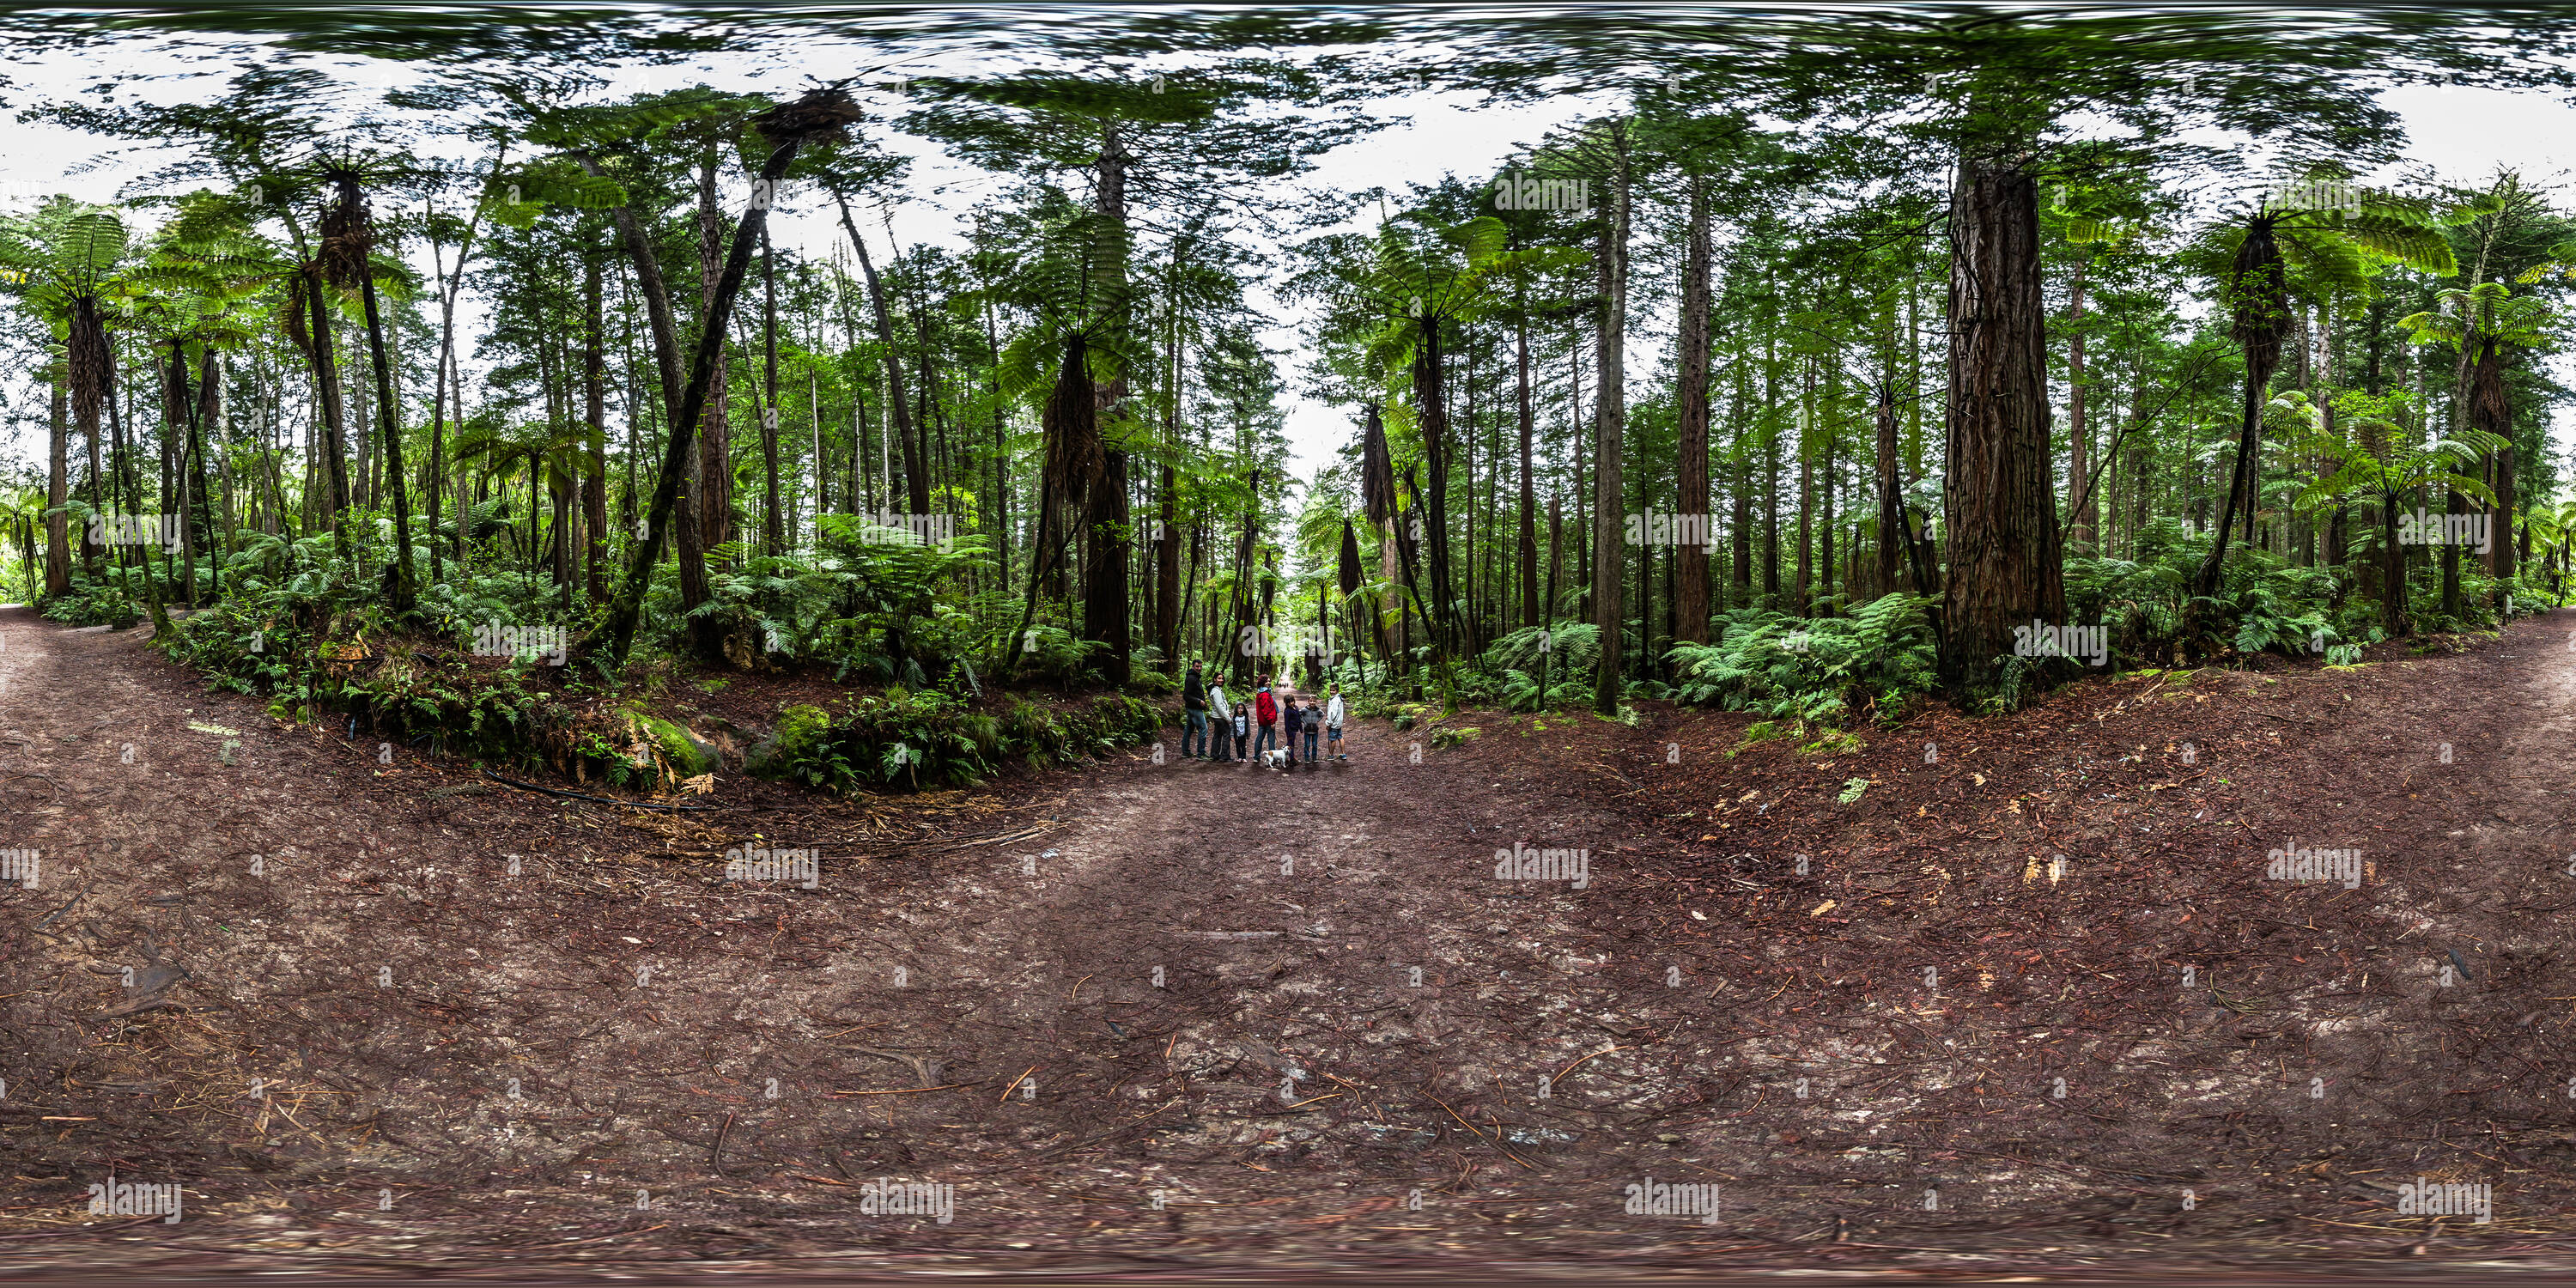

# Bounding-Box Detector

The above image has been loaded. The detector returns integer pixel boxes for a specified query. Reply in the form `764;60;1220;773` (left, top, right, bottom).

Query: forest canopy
4;1;2576;774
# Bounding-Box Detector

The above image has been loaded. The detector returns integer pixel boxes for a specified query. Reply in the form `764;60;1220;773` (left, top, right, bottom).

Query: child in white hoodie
1205;680;1233;761
1324;686;1346;762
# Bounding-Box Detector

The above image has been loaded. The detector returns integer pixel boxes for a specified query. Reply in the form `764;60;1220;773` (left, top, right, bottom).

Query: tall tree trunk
1589;118;1630;715
2066;254;2093;552
577;150;713;649
1542;492;1563;701
1795;380;1814;611
348;327;371;511
1515;302;1540;630
811;371;825;532
1941;151;2066;701
193;352;222;599
64;296;114;588
356;267;416;614
454;355;472;563
1468;342;1485;648
1762;412;1781;600
1082;118;1135;685
596;125;814;665
1732;366;1753;602
831;190;925;519
695;148;734;561
2475;345;2515;593
1415;314;1459;655
108;346;135;537
1674;170;1712;643
1637;508;1652;678
1875;368;1904;595
1572;327;1589;621
1378;457;1405;668
216;376;239;568
422;190;483;584
2197;217;2287;599
1157;294;1183;666
1004;336;1089;681
168;344;201;605
1821;408;1837;603
1237;468;1265;688
759;223;786;555
552;457;572;595
981;290;1009;580
584;247;611;601
1083;445;1133;683
82;334;104;578
161;344;192;601
45;376;69;597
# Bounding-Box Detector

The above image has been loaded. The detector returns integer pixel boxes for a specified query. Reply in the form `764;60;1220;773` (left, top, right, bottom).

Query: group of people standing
1180;662;1346;767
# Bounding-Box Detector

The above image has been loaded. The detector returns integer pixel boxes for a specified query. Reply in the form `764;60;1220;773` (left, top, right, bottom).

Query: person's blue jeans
1303;727;1319;760
1182;709;1207;757
1255;724;1277;759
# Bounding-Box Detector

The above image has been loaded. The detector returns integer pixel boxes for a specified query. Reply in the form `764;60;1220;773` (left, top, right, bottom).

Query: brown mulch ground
1;605;2571;1282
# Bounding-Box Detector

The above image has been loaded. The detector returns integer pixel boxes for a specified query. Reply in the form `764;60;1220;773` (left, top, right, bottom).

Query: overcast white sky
6;39;2575;492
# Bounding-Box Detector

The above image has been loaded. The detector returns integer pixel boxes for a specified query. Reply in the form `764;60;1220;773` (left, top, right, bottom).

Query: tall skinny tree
593;88;860;665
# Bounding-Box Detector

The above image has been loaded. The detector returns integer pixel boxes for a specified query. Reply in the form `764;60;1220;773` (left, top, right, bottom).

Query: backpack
1255;690;1278;726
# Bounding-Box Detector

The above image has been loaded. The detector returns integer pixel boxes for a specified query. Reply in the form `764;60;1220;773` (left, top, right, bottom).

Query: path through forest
3;606;2575;1279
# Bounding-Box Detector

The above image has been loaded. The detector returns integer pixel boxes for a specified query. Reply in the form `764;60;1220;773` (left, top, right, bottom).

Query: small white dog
1261;749;1290;770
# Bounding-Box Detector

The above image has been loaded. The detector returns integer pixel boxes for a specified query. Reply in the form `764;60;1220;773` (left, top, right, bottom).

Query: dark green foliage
1667;594;1937;723
2066;522;2369;667
671;518;996;683
757;689;1166;793
38;575;142;629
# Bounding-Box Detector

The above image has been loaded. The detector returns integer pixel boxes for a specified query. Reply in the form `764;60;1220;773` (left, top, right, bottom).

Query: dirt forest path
3;605;2575;1280
0;609;1662;1276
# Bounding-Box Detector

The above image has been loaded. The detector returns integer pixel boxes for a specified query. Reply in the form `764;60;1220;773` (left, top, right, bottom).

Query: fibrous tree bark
1674;169;1713;643
1941;151;2065;701
1589;118;1630;716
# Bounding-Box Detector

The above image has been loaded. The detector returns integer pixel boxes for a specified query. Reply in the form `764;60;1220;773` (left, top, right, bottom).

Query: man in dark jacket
1182;661;1208;760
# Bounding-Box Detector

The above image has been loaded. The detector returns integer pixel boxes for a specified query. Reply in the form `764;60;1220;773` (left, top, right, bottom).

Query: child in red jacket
1253;679;1279;763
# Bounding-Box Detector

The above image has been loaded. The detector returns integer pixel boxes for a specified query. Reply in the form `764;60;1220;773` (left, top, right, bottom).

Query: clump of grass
1728;720;1789;758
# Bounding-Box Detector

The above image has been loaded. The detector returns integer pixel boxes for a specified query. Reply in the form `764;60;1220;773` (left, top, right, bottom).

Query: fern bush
1010;624;1103;687
1668;593;1936;720
758;689;1167;793
38;574;141;629
163;588;589;775
1498;669;1593;713
1483;621;1599;677
2063;547;2190;656
2065;520;2408;665
2224;568;2339;657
